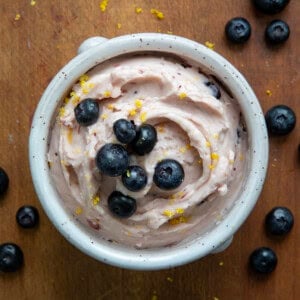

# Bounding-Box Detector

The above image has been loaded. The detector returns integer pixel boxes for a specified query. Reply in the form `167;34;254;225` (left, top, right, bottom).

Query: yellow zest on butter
79;74;89;82
168;216;188;225
59;107;66;118
150;8;164;20
163;210;175;218
211;152;219;160
100;0;108;12
70;91;80;105
229;159;234;164
179;146;186;154
66;128;73;144
107;104;115;110
175;208;184;215
103;90;111;98
92;196;100;206
128;108;137;116
209;164;215;170
205;41;215;50
135;7;142;14
178;92;187;100
205;141;211;148
134;99;143;109
140;111;147;123
75;207;83;215
213;133;219;139
101;114;108;120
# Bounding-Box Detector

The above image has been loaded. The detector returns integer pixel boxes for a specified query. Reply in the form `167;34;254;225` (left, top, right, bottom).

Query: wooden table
0;1;299;299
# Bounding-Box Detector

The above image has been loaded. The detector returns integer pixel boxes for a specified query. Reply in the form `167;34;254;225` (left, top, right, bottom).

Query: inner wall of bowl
30;33;268;269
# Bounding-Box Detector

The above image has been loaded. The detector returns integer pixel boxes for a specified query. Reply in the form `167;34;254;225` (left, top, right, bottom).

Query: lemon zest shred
205;41;215;50
211;152;219;160
169;216;188;225
99;0;108;12
103;90;111;98
75;207;83;215
15;14;21;20
178;92;187;100
128;108;137;116
134;99;143;109
150;8;164;20
140;111;147;123
101;113;108;120
135;7;142;14
92;196;100;206
163;210;175;218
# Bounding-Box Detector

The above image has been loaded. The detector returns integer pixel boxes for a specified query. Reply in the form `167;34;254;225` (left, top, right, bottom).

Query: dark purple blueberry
225;17;251;44
74;98;99;126
131;124;157;155
108;191;136;218
0;243;24;272
96;143;129;177
16;205;39;228
265;20;290;44
113;119;136;144
205;81;221;99
122;165;147;192
265;207;294;235
153;159;184;190
253;0;290;14
249;247;277;273
0;167;9;196
265;105;296;135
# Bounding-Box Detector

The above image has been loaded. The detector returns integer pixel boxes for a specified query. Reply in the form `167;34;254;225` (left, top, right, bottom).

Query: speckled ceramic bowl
29;33;268;270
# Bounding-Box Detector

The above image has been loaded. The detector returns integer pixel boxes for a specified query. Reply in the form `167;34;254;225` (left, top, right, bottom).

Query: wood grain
0;1;299;299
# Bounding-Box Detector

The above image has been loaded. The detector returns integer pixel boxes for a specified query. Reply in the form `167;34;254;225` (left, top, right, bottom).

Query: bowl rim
29;33;269;270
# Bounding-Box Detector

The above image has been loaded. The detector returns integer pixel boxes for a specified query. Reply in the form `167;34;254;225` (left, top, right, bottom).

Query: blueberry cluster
74;105;185;218
0;168;39;273
225;0;290;45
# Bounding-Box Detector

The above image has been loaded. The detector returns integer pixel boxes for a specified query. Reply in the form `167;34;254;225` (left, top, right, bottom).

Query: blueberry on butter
153;159;184;190
122;165;147;192
74;98;99;126
108;191;136;218
113;119;136;144
96;143;129;177
131;124;157;155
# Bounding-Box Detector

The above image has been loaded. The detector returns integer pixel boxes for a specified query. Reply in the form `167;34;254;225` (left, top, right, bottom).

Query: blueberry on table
108;191;136;218
16;205;39;228
131;124;157;155
0;167;9;196
153;159;184;190
205;81;221;99
265;105;296;135
253;0;290;14
249;247;277;274
74;98;99;126
0;243;24;272
265;207;294;235
265;20;290;44
96;143;129;177
122;165;147;192
225;17;251;44
113;119;136;144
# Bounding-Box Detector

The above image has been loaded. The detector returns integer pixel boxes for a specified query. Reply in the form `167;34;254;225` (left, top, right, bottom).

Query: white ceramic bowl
29;33;268;270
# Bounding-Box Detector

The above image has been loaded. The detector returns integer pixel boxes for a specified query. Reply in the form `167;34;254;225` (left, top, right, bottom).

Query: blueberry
265;206;294;235
225;17;251;44
205;81;221;99
16;205;39;228
265;105;296;135
265;20;290;44
153;159;184;190
108;191;136;218
0;243;24;272
96;143;129;177
0;167;9;196
131;124;157;155
122;165;147;192
249;247;277;274
113;119;136;144
253;0;290;14
74;98;99;126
